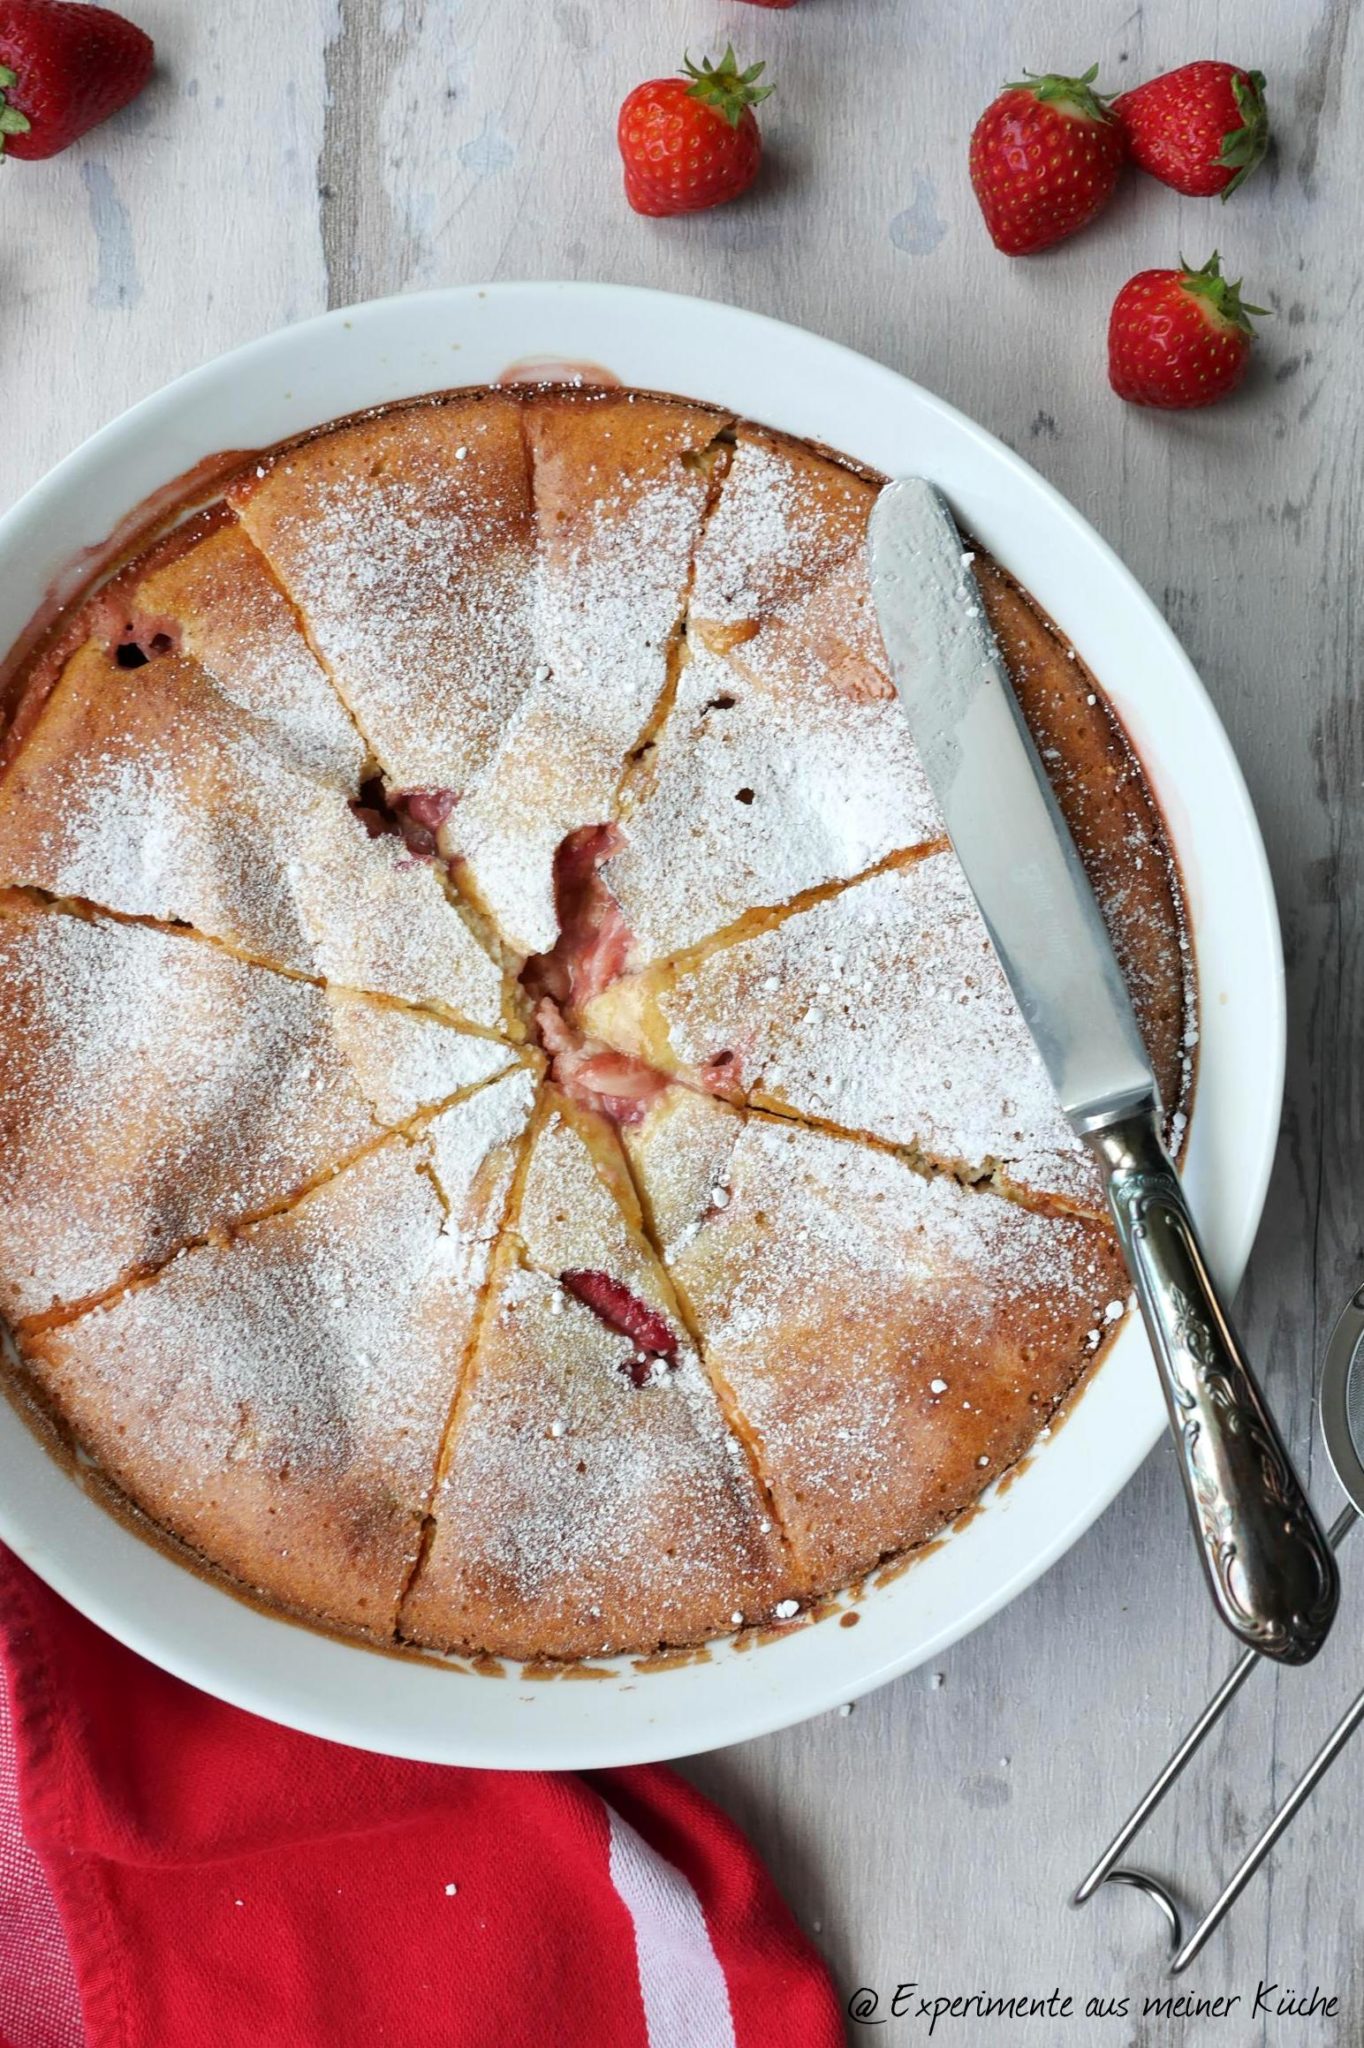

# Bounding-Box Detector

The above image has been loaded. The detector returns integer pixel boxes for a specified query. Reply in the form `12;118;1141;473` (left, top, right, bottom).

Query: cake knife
867;477;1338;1665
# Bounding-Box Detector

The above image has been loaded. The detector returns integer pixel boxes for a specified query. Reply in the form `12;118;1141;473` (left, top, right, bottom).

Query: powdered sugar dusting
629;1090;1124;1589
451;402;716;955
423;1065;539;1292
0;644;505;1023
594;855;1101;1208
231;399;540;793
326;990;515;1124
604;431;944;964
402;1095;790;1657
133;520;365;790
0;902;395;1321
514;1100;677;1316
22;1135;487;1634
605;639;940;967
690;430;868;626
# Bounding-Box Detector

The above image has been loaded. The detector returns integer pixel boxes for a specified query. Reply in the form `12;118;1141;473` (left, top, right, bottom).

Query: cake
0;387;1192;1662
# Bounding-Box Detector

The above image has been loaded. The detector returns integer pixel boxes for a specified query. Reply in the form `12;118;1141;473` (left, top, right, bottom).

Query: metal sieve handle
1087;1109;1338;1666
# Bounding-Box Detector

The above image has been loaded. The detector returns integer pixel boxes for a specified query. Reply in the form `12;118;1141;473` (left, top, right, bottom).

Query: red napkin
0;1549;841;2048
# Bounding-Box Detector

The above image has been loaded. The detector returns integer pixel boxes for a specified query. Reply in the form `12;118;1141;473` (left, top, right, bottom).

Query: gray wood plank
3;0;1361;2036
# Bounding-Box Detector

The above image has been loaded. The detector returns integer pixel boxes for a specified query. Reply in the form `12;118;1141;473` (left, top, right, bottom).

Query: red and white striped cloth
0;1550;841;2048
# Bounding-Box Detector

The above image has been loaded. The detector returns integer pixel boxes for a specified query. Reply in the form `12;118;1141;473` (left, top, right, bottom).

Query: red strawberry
1108;253;1267;410
969;66;1124;255
1114;62;1268;199
739;1;796;7
560;1270;679;1380
618;46;772;217
0;0;152;161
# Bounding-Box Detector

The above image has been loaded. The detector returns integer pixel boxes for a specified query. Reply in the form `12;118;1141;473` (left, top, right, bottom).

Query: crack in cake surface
0;385;1194;1665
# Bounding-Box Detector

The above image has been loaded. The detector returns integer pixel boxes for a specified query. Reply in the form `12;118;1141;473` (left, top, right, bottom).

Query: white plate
0;283;1283;1767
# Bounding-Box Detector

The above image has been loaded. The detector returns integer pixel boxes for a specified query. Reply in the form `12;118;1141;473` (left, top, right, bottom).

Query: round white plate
0;283;1283;1767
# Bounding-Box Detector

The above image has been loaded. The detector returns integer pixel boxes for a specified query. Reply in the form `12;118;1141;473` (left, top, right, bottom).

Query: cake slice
325;990;518;1124
598;426;946;965
17;1068;538;1639
583;851;1104;1213
0;639;508;1024
229;395;539;798
447;394;725;957
107;514;366;790
400;1086;794;1660
0;895;519;1326
600;630;940;969
625;1088;1128;1596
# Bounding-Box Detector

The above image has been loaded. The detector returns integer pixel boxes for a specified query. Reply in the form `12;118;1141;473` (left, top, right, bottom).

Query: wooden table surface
6;1;1361;2038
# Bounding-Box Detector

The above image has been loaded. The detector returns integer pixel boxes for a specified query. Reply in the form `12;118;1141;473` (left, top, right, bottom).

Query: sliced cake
401;1086;793;1659
107;513;366;790
17;1067;537;1638
0;639;508;1024
0;895;516;1325
583;851;1104;1213
625;1087;1128;1596
601;634;941;970
447;394;726;957
229;395;539;798
0;383;1193;1665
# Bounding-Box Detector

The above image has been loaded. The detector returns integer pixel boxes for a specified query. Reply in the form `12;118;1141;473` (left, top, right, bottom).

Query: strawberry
738;1;796;7
969;66;1124;255
618;46;772;217
0;0;152;161
1108;253;1267;409
1114;62;1268;199
560;1270;679;1379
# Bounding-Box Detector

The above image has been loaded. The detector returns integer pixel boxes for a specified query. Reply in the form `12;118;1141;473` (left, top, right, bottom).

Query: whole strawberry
1108;253;1267;409
970;66;1124;255
1114;62;1268;199
618;46;772;216
0;0;151;160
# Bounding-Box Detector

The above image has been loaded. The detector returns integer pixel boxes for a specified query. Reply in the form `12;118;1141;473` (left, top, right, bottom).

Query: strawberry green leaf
0;64;29;155
1002;65;1115;124
681;45;774;127
1177;251;1270;335
1217;69;1269;200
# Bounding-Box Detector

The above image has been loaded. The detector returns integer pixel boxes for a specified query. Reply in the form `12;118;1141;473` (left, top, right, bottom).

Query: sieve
1073;1285;1364;1971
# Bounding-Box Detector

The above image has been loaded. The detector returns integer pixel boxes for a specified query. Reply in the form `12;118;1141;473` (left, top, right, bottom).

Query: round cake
0;387;1192;1662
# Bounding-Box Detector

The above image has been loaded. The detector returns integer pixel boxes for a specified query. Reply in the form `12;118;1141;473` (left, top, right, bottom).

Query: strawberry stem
1002;64;1114;123
682;45;773;128
0;65;31;156
1178;251;1270;335
1218;69;1269;200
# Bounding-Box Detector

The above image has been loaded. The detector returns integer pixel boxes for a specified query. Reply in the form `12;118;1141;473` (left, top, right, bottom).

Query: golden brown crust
626;1088;1129;1595
0;385;1192;1663
400;1088;791;1658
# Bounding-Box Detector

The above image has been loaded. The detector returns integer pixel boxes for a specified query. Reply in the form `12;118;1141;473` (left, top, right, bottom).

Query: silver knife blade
867;477;1155;1132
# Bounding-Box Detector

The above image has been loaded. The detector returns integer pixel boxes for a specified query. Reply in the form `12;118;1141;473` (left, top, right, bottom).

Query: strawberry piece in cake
110;514;366;790
399;1088;794;1659
450;394;726;956
229;396;539;799
0;640;508;1025
18;1067;537;1639
0;896;518;1325
585;851;1108;1212
624;1087;1128;1596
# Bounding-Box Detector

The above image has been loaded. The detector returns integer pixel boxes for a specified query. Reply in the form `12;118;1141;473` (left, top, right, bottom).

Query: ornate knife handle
1086;1112;1338;1666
